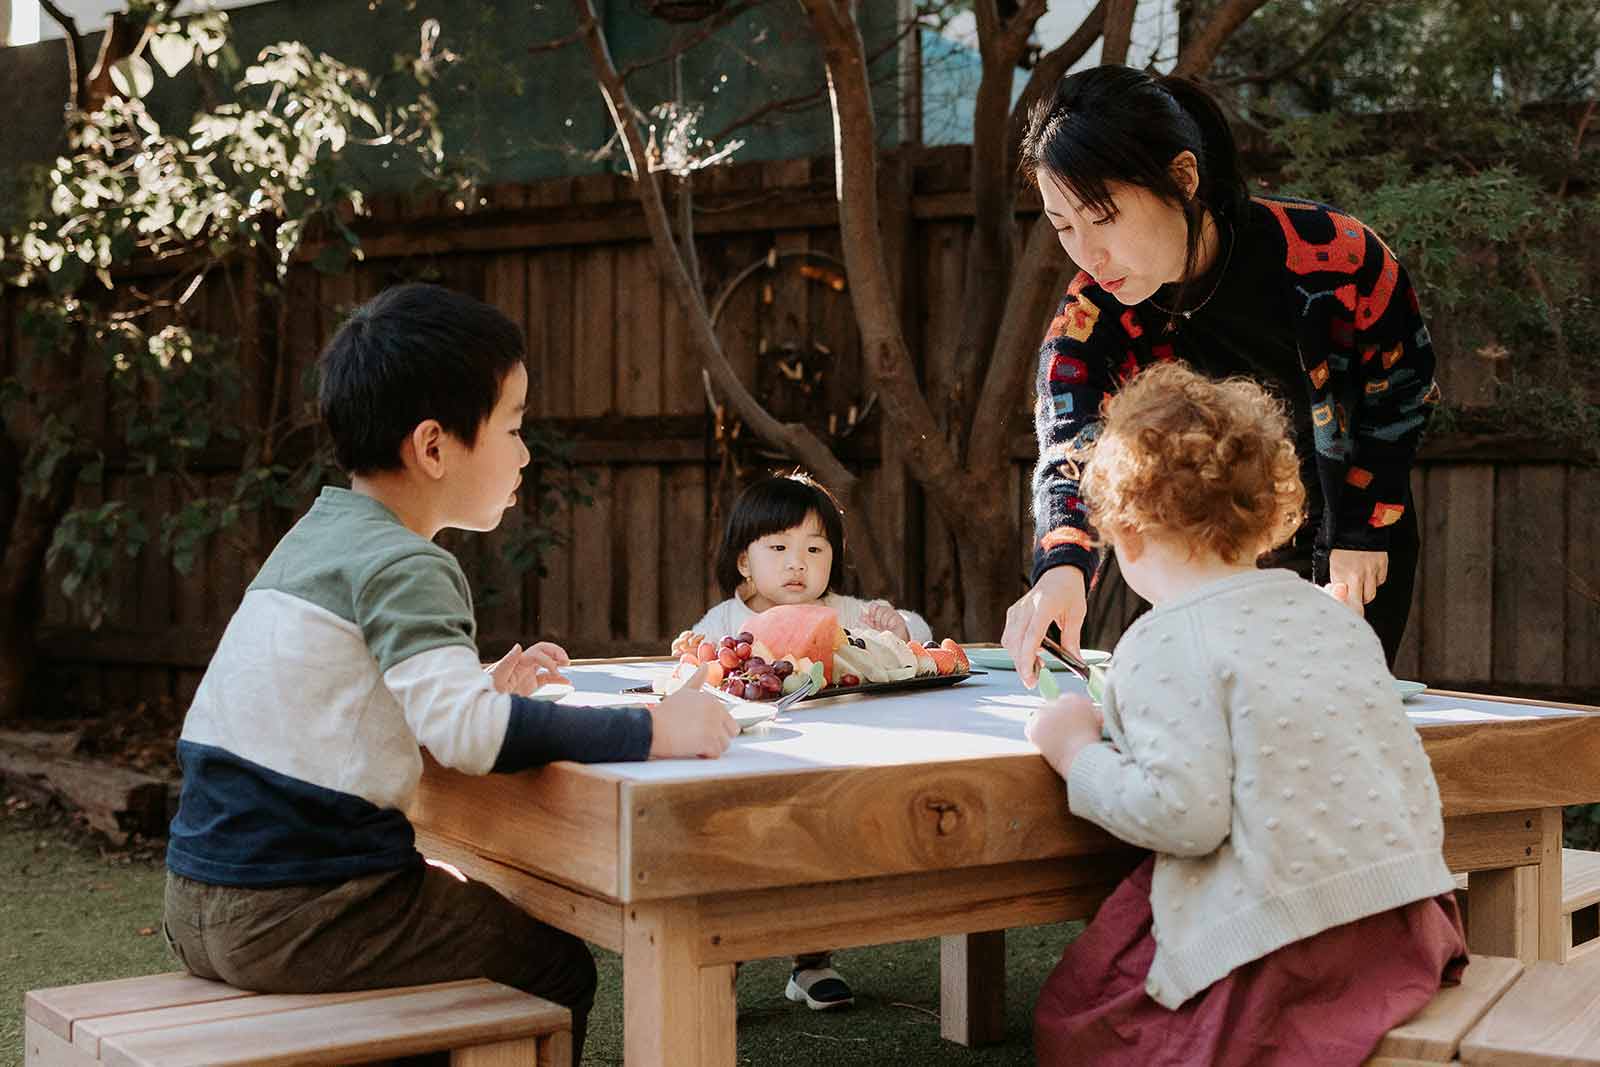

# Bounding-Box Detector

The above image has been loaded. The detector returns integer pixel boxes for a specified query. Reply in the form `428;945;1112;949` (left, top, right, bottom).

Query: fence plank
1492;465;1567;688
619;466;664;646
667;463;713;637
570;466;614;647
573;247;616;418
1391;468;1426;680
479;252;532;642
1427;464;1496;686
1566;465;1600;690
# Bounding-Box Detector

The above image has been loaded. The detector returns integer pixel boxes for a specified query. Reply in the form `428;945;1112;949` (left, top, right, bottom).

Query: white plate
730;704;780;731
963;646;1111;671
1394;679;1427;701
528;682;575;701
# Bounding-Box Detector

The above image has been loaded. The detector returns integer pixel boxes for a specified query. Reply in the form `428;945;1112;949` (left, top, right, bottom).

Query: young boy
162;283;734;1064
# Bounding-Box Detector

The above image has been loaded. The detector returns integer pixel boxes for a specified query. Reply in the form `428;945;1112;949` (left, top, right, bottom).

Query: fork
1040;634;1093;683
703;672;818;713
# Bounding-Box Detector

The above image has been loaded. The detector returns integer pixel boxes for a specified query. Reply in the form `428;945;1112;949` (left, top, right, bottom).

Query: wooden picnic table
407;657;1600;1067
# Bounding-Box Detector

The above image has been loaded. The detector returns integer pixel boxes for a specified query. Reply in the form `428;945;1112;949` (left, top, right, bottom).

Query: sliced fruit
940;639;970;673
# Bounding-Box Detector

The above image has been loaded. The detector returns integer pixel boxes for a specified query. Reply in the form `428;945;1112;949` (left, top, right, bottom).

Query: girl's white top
691;592;933;645
1067;568;1454;1009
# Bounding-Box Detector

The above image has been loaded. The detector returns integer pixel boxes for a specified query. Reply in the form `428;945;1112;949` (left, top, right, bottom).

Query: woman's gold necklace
1150;220;1234;330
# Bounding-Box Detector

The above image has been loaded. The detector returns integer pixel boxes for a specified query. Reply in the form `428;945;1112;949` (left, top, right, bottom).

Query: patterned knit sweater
1032;195;1442;584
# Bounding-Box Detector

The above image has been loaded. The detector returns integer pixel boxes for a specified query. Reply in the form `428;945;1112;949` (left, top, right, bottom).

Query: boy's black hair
714;473;848;596
318;282;526;474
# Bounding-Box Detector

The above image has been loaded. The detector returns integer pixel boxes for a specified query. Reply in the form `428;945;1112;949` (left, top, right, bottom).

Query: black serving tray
623;669;985;702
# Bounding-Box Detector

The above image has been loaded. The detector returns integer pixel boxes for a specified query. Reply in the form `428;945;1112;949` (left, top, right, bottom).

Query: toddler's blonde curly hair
1078;361;1306;564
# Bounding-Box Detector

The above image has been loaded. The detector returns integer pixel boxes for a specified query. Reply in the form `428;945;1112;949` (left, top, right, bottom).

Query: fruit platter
632;603;979;702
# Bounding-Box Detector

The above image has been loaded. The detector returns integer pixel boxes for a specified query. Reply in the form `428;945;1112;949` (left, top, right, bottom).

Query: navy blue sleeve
491;698;654;770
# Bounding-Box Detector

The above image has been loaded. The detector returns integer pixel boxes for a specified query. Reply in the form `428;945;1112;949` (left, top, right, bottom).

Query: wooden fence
14;146;1600;710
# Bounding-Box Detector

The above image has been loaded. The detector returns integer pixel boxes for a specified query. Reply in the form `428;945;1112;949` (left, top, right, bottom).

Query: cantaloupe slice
744;604;845;684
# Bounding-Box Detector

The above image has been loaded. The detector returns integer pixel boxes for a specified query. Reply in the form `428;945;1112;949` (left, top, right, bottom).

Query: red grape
760;673;782;694
718;648;740;670
737;631;754;646
840;674;861;687
747;656;766;670
721;635;737;649
726;678;745;698
773;660;794;678
734;642;752;660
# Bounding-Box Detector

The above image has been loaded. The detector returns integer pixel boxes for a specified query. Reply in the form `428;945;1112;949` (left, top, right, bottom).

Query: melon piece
744;604;845;684
906;641;938;677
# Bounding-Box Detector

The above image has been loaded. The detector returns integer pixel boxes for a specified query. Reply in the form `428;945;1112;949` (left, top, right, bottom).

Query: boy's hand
862;600;910;641
488;642;572;696
649;664;738;759
1025;694;1103;779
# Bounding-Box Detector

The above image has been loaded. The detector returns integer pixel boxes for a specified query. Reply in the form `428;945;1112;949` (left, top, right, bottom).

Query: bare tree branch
1004;0;1106;182
528;29;585;55
617;0;767;83
706;13;919;146
949;0;1049;427
1215;0;1372;87
1173;0;1273;77
570;0;894;593
1100;0;1137;66
967;213;1070;473
796;0;963;498
37;0;87;111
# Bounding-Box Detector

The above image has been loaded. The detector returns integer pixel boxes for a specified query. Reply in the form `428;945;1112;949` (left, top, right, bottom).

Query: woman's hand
862;600;911;641
1327;549;1389;615
1003;566;1088;689
1025;694;1103;778
488;641;572;696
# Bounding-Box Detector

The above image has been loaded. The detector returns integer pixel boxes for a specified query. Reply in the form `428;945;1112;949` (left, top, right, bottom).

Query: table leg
1535;807;1565;962
1469;867;1539;963
624;901;736;1067
939;931;1006;1046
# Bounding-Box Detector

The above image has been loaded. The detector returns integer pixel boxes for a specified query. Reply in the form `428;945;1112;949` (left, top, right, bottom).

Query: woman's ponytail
1156;75;1249;223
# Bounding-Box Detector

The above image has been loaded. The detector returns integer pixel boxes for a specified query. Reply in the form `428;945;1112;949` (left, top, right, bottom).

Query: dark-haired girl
680;472;930;1011
1002;64;1442;689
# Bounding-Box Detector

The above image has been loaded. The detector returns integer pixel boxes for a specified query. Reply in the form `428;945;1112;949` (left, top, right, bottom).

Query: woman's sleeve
1329;230;1442;550
1031;274;1128;586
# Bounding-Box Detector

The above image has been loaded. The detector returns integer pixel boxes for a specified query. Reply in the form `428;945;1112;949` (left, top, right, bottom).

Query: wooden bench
1459;948;1600;1065
1452;849;1600;962
1560;848;1600;960
24;972;571;1067
1364;955;1523;1067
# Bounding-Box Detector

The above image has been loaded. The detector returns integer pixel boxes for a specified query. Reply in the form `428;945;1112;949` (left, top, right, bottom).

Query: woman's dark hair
714;473;848;596
1019;64;1249;307
318;282;525;474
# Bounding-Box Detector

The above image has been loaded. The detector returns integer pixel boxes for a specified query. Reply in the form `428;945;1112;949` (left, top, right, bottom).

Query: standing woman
1002;65;1441;682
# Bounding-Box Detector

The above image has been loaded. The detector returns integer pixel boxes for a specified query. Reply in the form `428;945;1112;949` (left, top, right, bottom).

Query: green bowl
1086;663;1108;705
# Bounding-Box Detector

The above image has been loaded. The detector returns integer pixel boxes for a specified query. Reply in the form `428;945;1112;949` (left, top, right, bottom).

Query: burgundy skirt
1035;857;1468;1067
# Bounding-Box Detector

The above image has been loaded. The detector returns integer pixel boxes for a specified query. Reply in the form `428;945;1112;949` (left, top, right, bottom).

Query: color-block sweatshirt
167;487;653;888
1066;569;1455;1009
1032;195;1442;584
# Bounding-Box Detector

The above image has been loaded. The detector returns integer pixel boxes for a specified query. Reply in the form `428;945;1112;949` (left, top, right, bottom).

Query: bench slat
1460;955;1600;1065
1562;849;1600;913
24;973;251;1043
74;986;411;1058
1369;955;1522;1063
98;979;570;1067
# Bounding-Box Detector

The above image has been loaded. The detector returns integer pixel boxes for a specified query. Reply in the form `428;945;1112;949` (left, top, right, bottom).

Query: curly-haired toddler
1025;361;1466;1067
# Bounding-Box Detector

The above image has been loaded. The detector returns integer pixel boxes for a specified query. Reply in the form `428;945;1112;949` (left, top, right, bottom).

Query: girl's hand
671;630;707;656
862;600;911;641
488;641;572;696
1025;693;1103;778
1328;549;1389;614
1004;565;1088;688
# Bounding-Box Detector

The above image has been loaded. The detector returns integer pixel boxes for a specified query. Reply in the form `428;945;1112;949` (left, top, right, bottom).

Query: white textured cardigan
1066;569;1455;1009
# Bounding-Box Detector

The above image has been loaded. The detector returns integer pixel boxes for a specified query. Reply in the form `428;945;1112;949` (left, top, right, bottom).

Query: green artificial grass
2;806;1077;1066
